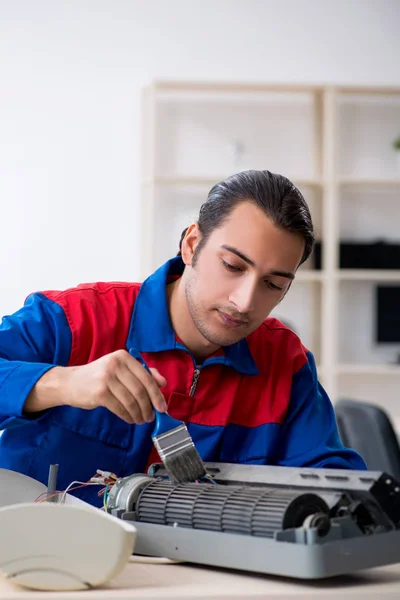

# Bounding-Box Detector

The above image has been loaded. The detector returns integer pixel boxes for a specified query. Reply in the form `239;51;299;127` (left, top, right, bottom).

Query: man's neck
166;277;219;361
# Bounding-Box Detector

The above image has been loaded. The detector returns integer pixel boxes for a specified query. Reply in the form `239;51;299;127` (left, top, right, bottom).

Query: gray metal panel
133;522;400;580
195;462;384;491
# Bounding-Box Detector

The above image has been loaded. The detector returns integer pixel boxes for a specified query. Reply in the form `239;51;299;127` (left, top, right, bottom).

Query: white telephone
0;469;136;591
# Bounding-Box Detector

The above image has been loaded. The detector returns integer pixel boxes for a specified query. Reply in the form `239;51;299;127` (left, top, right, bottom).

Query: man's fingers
149;368;167;388
124;355;168;413
116;365;155;423
100;386;136;424
107;378;144;424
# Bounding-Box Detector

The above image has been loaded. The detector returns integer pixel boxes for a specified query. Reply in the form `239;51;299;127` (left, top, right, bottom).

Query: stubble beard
185;269;247;347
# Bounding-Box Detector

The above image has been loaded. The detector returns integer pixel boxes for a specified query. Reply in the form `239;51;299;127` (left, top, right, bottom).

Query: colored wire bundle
33;469;119;504
194;473;217;484
96;470;118;512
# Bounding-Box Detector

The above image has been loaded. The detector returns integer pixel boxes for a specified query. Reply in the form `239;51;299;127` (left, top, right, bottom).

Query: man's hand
24;350;167;424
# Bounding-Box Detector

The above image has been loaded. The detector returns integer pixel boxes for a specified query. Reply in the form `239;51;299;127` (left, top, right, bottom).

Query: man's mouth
218;311;248;328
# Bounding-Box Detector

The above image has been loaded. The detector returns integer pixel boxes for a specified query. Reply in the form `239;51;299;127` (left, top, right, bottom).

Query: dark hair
178;170;314;266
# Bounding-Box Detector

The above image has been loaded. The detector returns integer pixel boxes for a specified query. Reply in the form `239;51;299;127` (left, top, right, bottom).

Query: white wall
0;0;399;316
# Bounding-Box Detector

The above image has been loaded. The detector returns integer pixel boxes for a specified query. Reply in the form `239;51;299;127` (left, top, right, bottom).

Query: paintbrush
129;349;206;484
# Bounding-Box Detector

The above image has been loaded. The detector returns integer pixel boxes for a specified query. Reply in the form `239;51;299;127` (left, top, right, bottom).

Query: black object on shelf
376;286;400;344
313;241;400;270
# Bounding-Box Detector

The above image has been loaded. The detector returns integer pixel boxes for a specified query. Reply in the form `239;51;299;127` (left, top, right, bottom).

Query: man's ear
181;223;201;266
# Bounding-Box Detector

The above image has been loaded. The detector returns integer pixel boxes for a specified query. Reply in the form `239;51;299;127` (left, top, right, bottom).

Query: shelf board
337;86;400;96
143;177;220;187
150;81;326;94
291;270;400;282
336;364;400;375
150;81;400;95
143;177;323;188
339;178;400;187
336;270;400;282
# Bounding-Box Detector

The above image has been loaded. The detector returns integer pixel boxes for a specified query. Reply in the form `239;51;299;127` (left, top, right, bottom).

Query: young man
0;170;365;505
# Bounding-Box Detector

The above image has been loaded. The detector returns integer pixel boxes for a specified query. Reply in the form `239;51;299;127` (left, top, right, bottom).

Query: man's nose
229;278;257;313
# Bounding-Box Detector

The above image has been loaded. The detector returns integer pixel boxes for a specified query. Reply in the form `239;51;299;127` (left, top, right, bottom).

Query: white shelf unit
140;81;400;416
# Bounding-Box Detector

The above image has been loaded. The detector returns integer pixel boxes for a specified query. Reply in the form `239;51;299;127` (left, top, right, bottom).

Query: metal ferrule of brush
152;424;195;461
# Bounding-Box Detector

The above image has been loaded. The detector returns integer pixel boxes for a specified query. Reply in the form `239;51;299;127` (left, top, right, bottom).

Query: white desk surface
1;559;400;600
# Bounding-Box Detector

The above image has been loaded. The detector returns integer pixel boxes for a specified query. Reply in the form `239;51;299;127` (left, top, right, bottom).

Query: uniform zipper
189;366;201;396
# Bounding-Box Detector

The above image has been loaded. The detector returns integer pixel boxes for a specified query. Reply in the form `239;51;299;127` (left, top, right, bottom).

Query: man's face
182;201;305;347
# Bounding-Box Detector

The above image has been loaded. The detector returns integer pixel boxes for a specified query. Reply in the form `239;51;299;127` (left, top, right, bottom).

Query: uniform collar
127;256;259;375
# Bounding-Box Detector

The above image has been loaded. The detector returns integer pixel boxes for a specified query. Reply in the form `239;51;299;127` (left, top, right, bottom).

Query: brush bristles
152;422;206;483
162;447;206;484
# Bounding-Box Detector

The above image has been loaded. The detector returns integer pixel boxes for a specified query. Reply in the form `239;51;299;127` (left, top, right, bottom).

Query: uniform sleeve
0;293;72;430
274;352;367;470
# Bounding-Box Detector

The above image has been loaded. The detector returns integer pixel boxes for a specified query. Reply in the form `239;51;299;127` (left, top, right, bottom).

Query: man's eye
222;260;241;273
266;280;283;291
